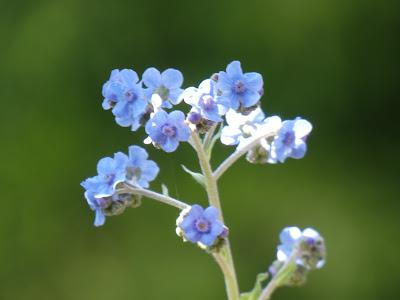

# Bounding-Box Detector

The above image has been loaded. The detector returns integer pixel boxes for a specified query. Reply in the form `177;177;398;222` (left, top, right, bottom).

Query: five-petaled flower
102;69;148;131
181;79;230;122
176;205;225;247
145;110;191;152
81;146;159;226
142;67;184;108
81;153;128;226
216;61;263;110
268;118;312;163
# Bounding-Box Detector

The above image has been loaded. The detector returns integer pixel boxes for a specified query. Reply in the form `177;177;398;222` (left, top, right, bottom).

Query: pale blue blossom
142;67;184;108
216;61;263;110
268;118;312;163
145;110;191;152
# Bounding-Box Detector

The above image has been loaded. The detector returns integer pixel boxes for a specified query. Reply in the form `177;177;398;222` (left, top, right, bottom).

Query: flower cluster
81;60;323;300
81;146;159;226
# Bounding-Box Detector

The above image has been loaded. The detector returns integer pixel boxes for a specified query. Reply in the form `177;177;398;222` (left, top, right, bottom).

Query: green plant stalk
190;132;240;300
257;249;299;300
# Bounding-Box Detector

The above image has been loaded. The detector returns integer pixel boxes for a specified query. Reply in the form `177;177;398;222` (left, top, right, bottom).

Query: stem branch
214;130;278;180
118;184;189;210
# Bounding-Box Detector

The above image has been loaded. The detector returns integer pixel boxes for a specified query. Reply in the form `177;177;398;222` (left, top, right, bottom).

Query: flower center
126;166;142;182
97;197;112;209
200;95;215;111
105;173;116;185
161;124;177;137
125;90;138;102
283;132;295;146
234;80;246;94
195;218;210;233
155;85;170;100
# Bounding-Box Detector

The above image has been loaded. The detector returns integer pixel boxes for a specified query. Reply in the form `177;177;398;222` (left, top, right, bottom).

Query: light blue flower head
145;110;191;153
176;205;225;247
216;61;263;110
81;146;159;226
277;227;325;269
81;152;129;226
126;145;159;188
181;79;230;122
102;69;148;131
268;118;312;163
142;67;184;108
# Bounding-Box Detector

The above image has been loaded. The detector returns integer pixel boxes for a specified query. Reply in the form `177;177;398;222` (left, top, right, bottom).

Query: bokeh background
1;0;399;299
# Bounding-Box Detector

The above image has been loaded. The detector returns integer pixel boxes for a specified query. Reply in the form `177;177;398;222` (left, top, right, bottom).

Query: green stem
190;131;240;300
257;249;299;300
214;129;279;180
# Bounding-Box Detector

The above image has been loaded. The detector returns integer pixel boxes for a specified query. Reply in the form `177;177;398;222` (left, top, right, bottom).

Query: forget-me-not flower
126;145;159;188
81;152;129;226
216;61;263;110
277;227;326;269
268;118;312;163
176;205;225;247
145;110;191;152
102;69;148;131
181;79;230;122
142;67;184;108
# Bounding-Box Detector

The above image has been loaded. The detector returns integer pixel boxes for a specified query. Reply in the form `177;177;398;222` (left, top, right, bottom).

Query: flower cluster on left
81;146;159;226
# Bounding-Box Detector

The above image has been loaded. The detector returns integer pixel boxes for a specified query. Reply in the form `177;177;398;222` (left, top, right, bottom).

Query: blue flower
181;79;230;122
126;145;159;188
268;118;312;163
216;61;263;110
221;107;266;146
145;110;191;152
102;69;148;131
81;152;129;226
81;146;159;226
177;205;225;247
277;227;325;269
142;67;184;108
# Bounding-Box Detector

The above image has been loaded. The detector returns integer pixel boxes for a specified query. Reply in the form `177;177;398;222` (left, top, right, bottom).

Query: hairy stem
118;183;189;210
214;130;278;180
258;249;299;300
190;131;240;300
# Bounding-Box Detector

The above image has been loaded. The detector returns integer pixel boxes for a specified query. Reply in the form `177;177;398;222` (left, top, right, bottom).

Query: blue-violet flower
145;110;191;152
181;79;230;122
216;61;263;110
102;69;148;131
142;67;184;108
176;205;225;247
268;118;312;163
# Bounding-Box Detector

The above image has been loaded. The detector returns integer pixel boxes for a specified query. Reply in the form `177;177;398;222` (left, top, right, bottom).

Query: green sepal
181;165;205;187
240;273;269;300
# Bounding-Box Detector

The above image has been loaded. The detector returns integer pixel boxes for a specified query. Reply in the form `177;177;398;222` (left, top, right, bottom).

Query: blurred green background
0;0;399;299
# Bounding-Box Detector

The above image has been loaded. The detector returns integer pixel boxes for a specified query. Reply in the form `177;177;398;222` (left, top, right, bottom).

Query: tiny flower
102;69;148;131
81;146;159;226
81;152;129;226
142;67;184;108
145;110;191;152
220;107;266;146
216;61;263;110
126;145;159;188
176;205;225;247
277;226;326;270
181;79;230;122
268;118;312;163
